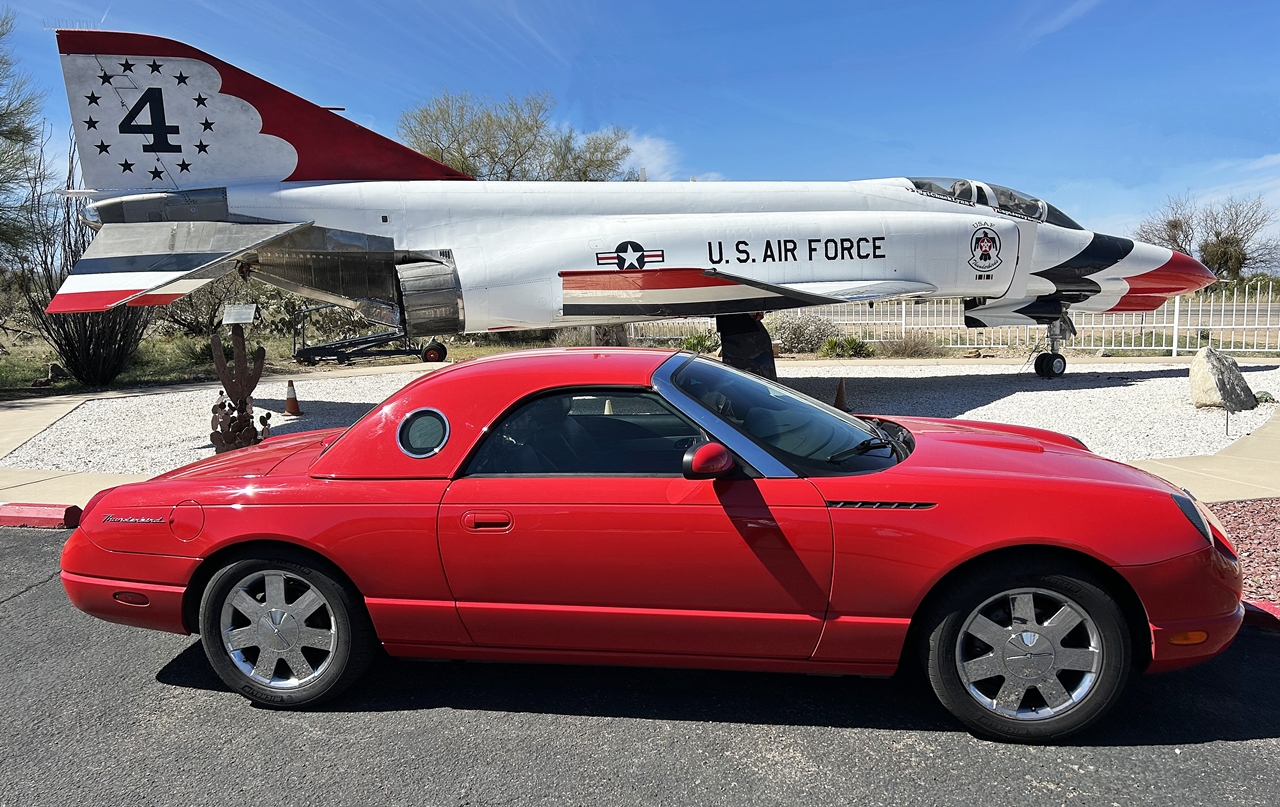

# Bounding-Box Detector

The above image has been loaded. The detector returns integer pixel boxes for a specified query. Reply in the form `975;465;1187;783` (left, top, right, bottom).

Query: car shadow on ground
783;365;1274;419
157;627;1280;745
248;399;377;437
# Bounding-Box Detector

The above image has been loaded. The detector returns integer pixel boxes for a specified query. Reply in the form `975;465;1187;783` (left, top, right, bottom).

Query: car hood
882;416;1178;492
153;428;344;481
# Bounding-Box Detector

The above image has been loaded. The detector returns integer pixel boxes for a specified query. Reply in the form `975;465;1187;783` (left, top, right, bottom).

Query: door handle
462;510;512;531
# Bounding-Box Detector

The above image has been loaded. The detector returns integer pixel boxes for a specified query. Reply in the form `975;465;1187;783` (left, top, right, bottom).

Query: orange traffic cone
833;378;847;411
284;380;303;415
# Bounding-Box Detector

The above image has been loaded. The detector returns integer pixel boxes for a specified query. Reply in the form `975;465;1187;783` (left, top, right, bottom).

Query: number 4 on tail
119;88;181;153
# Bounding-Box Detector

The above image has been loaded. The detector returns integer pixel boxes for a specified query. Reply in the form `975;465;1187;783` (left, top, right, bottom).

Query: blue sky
9;0;1280;235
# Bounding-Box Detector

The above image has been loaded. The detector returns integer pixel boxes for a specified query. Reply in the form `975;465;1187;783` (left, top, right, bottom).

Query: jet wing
46;221;311;313
559;267;934;318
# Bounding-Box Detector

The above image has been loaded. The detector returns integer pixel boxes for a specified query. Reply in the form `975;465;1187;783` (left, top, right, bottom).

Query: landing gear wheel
1047;353;1067;378
920;563;1131;742
1033;353;1051;377
422;341;448;363
1034;352;1067;378
199;554;374;707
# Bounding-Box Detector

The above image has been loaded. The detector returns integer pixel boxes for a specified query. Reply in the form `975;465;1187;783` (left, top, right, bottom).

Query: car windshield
671;357;902;476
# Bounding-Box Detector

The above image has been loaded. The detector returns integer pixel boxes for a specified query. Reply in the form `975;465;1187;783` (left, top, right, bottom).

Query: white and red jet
48;31;1215;376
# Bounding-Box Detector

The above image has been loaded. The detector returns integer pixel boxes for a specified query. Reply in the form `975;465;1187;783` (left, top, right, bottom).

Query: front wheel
199;554;374;707
921;564;1131;742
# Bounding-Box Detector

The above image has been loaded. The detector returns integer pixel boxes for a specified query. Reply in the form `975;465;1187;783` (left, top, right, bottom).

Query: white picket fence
627;281;1280;354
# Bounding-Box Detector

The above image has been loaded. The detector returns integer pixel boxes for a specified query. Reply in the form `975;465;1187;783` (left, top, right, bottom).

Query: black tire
422;341;447;363
1047;353;1067;378
920;561;1131;742
1033;352;1050;377
199;552;375;707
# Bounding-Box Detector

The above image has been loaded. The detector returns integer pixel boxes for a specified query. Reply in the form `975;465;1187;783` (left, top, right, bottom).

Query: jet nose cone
1105;245;1217;313
1126;250;1217;295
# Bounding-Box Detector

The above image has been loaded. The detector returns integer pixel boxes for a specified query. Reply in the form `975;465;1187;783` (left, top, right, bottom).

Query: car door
437;388;832;659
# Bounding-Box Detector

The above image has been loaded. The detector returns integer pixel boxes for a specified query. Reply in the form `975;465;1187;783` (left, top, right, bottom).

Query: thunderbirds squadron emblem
596;241;665;270
969;227;1002;272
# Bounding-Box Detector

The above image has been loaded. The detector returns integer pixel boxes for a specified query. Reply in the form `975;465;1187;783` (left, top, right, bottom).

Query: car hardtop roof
401;346;683;395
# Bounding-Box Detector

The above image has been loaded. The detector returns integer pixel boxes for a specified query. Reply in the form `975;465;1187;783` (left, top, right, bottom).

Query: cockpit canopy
909;178;1082;230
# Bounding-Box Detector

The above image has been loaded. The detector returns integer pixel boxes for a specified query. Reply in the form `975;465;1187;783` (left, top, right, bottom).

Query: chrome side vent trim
827;501;937;510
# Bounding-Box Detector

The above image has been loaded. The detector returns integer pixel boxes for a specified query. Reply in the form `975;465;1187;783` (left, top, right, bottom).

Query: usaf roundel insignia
596;241;665;270
969;228;1002;272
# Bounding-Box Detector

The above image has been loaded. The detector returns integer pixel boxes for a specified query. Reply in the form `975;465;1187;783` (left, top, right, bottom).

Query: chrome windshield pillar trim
652;352;798;479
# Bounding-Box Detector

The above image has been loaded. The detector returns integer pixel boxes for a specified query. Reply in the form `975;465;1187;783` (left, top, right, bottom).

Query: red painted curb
1244;601;1280;633
0;502;82;529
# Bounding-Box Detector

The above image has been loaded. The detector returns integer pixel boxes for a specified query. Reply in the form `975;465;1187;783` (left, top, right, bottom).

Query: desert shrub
875;335;948;358
256;285;373;342
818;336;874;359
766;310;839;353
553;327;594;347
19;145;150;386
680;331;721;353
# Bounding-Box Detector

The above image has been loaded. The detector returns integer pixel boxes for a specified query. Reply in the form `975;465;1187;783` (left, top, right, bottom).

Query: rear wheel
199;554;374;707
921;563;1131;742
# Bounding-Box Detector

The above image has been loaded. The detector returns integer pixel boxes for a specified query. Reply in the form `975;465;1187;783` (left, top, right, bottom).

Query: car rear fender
179;538;359;634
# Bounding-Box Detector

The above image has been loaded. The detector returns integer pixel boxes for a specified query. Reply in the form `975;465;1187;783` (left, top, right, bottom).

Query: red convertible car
61;348;1243;741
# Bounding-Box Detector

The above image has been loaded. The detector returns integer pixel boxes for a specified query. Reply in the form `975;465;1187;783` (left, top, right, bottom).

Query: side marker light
112;591;149;606
1168;631;1209;646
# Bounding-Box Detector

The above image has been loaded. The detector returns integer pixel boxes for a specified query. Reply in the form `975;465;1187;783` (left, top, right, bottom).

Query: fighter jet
48;30;1216;378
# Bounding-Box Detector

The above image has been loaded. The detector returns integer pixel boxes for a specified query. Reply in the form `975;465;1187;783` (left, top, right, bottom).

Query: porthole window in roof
398;409;448;458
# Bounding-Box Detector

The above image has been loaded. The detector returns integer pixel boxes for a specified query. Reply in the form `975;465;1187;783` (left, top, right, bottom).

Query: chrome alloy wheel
219;569;336;689
955;587;1102;720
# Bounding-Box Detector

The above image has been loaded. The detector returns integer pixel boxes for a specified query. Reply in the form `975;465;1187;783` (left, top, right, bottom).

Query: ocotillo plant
210;324;266;453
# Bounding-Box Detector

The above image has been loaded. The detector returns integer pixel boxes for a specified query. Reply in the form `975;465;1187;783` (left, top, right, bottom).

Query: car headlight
1172;490;1238;561
1171;492;1212;544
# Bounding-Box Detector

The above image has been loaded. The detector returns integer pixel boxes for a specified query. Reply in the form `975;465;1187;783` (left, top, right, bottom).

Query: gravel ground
779;362;1280;461
0;373;424;475
1;361;1277;474
1209;498;1280;604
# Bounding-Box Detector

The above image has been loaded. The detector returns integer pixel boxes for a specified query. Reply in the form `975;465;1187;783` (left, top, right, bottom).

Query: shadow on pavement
157;627;1280;745
783;366;1202;419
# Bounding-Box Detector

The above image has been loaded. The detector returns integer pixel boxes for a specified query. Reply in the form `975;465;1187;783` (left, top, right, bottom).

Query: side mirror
682;441;736;479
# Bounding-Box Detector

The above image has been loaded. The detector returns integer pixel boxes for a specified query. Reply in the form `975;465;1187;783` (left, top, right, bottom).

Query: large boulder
1190;347;1258;410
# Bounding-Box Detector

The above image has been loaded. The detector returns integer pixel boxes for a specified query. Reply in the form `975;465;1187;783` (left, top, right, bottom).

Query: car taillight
81;486;118;524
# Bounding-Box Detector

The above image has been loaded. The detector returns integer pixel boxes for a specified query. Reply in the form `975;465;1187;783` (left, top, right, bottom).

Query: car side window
465;390;706;475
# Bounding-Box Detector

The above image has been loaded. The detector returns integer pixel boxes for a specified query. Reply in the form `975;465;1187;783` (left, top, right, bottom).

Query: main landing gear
1034;316;1073;378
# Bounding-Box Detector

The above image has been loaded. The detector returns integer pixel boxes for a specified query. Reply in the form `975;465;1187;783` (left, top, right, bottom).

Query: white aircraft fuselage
48;30;1216;347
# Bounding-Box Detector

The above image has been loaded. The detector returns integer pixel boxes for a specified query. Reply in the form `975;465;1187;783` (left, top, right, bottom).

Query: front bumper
1119;544;1244;673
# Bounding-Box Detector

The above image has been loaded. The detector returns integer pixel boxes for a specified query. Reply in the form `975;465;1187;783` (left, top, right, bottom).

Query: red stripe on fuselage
560;268;738;291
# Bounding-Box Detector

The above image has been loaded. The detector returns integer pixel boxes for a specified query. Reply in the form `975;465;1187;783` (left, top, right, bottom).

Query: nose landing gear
1034;351;1067;378
1034;316;1074;378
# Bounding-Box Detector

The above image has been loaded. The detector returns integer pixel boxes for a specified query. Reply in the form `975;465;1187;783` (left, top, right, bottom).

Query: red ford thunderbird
60;349;1243;741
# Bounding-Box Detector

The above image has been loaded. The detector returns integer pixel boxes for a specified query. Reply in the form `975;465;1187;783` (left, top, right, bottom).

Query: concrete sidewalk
0;358;1276;507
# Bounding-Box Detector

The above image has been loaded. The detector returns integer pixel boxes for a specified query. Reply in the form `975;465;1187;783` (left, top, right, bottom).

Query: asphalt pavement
3;526;1280;806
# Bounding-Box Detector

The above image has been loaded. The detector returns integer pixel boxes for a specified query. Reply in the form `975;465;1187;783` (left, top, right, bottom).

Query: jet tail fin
57;30;471;192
